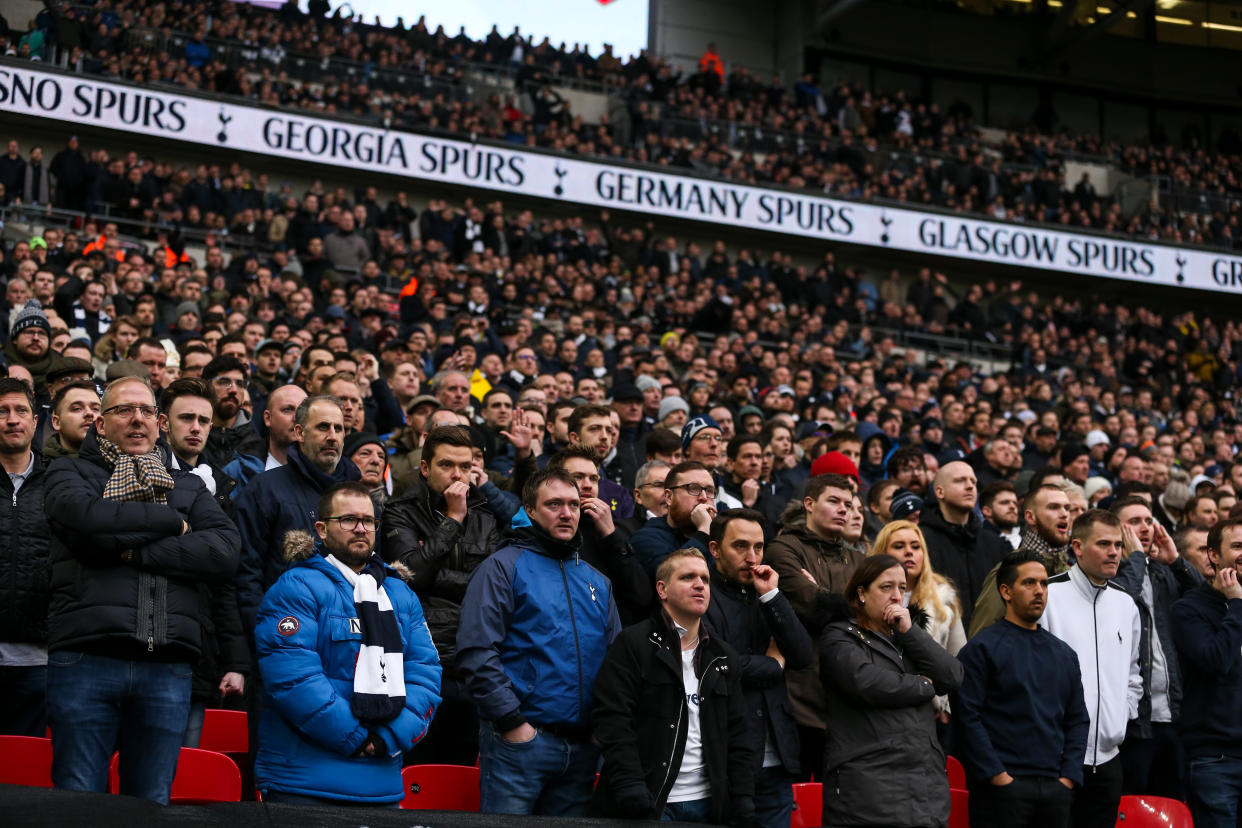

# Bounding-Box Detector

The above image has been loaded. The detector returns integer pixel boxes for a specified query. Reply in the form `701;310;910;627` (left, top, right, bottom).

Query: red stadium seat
109;747;242;803
197;710;248;754
0;735;54;788
950;787;970;828
1114;795;1193;828
790;781;822;828
400;764;481;811
946;755;967;790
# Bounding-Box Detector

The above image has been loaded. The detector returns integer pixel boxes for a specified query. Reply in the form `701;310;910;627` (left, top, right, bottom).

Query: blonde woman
869;519;966;723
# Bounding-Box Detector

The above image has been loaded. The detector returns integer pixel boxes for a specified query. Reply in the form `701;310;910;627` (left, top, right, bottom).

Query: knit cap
10;299;50;339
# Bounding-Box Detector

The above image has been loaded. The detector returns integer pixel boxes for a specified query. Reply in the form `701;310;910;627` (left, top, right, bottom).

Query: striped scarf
325;553;406;726
96;434;175;504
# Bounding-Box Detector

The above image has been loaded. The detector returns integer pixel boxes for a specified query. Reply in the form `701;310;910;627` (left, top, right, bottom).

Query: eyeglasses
102;404;159;419
691;432;722;443
211;377;245;388
323;515;379;532
667;483;717;498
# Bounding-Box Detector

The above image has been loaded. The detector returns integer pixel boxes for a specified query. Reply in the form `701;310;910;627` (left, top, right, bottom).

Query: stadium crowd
0;7;1242;827
0;123;1241;825
2;0;1242;248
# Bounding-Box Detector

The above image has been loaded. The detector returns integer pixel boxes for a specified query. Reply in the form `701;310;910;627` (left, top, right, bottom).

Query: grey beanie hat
658;395;690;423
10;299;50;339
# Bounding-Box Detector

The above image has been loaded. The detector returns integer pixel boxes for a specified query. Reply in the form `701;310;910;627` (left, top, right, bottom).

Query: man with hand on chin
591;548;754;825
631;460;718;577
457;467;620;817
954;550;1089;828
1110;495;1201;801
1172;518;1242;827
703;510;811;828
1039;510;1142;828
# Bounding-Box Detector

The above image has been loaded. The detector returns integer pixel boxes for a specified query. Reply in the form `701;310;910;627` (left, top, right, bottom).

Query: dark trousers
1120;723;1185;801
753;765;796;828
797;725;824;782
403;677;478;766
1073;756;1124;828
970;775;1074;828
0;665;47;737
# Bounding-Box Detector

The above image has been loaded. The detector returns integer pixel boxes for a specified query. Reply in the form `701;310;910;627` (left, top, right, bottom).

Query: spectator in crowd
869;520;966;721
6;300;55;397
627;458;670;530
703;509;811;828
156;378;246;745
222;383;307;487
818;554;963;828
1176;526;1213;578
234;394;360;629
0;378;52;737
591;548;753;824
382;424;502;765
981;480;1022;550
201;356;254;467
971;484;1073;637
457;467;621;816
345;432;389;510
1039;510;1142;828
631;460;716;577
921;460;1010;630
767;472;866;776
1111;495;1200;801
1171;518;1242;828
254;481;441;805
546;446;653;624
43;375;239;803
44;379;100;460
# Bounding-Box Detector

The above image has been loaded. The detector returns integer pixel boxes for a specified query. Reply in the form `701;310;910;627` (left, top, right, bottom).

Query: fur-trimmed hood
281;529;414;581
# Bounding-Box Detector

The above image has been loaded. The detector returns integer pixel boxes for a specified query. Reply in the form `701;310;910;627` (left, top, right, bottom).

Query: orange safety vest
82;233;126;262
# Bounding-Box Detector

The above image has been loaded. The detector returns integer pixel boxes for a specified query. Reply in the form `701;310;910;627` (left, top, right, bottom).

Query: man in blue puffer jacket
458;466;621;816
255;481;441;805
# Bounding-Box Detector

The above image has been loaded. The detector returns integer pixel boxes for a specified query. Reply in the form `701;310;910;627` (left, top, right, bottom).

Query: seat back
400;764;481;811
197;710;248;754
790;781;823;828
945;755;967;790
949;787;970;828
0;735;54;788
1115;794;1193;828
109;747;241;803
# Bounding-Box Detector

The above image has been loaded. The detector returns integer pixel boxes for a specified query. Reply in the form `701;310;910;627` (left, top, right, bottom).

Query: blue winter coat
456;526;620;732
234;443;360;629
254;531;441;803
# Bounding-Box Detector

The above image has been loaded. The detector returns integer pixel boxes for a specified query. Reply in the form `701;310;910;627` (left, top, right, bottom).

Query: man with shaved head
918;460;1011;629
222;384;309;488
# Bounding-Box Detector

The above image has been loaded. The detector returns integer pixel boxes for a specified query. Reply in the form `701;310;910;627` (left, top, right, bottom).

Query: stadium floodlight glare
1202;21;1242;31
1154;14;1193;24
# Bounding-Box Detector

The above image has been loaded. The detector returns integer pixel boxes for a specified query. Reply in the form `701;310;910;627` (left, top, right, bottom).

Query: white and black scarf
325;553;406;725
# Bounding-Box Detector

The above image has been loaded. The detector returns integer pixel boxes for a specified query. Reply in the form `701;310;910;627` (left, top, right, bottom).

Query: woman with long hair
869;520;966;727
819;554;963;828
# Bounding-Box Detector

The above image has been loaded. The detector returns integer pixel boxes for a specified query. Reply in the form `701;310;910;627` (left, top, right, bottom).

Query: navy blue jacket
703;570;812;775
456;525;621;732
954;619;1090;784
630;515;711;579
234;444;360;629
1171;583;1242;759
255;531;441;803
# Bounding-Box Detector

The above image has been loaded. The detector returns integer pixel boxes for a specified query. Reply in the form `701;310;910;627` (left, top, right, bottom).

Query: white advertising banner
4;63;1241;293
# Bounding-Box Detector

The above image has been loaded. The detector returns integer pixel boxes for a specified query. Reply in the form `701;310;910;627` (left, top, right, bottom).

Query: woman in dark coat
819;554;964;828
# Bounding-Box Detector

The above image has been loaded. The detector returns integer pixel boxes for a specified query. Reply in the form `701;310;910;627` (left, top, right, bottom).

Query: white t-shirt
667;647;711;803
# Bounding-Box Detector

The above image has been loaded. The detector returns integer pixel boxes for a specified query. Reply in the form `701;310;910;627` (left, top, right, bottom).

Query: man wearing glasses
631;460;718;578
201;355;254;467
43;375;240;803
254;481;441;805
